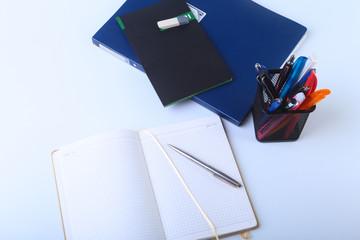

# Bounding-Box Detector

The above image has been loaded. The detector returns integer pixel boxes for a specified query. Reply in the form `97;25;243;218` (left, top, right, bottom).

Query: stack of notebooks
93;0;307;125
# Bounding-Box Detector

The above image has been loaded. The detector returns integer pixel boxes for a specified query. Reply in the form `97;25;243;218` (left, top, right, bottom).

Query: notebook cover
93;0;307;124
117;0;232;107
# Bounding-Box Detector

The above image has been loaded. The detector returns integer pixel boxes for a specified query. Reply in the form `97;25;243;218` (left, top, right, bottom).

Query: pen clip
255;63;279;101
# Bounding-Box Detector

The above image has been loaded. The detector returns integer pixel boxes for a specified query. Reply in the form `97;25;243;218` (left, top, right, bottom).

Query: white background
1;0;359;239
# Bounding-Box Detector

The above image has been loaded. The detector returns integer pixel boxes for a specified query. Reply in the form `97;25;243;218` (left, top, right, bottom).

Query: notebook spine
92;38;145;72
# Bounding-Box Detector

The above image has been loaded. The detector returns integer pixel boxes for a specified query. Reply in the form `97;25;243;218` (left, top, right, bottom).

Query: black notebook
117;0;232;107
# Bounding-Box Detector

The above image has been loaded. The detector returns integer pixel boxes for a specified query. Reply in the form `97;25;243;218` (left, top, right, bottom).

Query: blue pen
282;69;312;105
297;69;315;85
268;56;308;111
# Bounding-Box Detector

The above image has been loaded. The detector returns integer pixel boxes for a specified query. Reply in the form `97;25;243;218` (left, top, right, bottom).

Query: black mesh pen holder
252;78;315;142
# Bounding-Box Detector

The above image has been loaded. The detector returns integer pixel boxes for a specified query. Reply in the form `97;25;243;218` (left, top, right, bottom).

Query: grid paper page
139;116;257;240
53;131;165;240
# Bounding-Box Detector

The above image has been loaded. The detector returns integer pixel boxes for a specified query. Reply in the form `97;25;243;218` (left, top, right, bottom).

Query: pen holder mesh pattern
252;81;315;142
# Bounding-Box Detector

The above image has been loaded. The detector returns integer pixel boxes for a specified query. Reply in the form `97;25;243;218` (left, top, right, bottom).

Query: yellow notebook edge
51;149;67;240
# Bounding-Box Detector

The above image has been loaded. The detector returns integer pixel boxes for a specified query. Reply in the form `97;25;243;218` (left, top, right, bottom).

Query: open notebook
52;116;257;240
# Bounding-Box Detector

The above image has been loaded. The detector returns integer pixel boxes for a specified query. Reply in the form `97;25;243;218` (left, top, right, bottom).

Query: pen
298;53;318;80
284;91;306;110
298;89;331;110
268;56;307;112
279;56;307;99
167;144;241;188
275;55;294;92
255;63;281;102
284;85;310;110
303;70;318;96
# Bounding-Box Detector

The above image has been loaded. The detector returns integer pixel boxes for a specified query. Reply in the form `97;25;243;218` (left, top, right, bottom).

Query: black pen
255;63;280;102
275;55;295;92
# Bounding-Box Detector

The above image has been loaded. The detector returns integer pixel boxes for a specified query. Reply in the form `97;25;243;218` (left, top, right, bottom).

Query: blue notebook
93;0;307;125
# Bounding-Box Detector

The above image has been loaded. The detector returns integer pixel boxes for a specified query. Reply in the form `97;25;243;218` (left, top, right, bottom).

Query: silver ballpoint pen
167;144;241;188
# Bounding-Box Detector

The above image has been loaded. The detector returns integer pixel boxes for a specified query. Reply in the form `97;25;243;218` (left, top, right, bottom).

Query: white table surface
1;0;359;239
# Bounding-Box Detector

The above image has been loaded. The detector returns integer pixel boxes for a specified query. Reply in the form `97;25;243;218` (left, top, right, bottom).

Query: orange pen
298;89;331;110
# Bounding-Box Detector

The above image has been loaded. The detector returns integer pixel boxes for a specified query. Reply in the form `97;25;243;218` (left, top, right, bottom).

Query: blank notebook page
139;116;257;240
53;131;165;240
